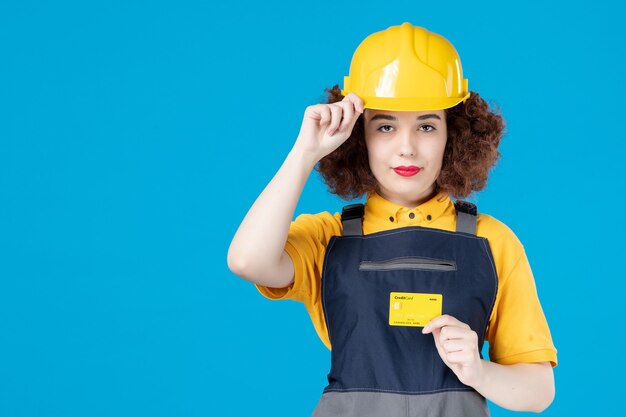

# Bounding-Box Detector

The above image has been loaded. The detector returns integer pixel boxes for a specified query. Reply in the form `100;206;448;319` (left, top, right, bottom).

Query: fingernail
422;326;428;334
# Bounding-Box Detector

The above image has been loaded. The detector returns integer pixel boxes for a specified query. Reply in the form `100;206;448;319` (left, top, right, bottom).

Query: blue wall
1;1;623;415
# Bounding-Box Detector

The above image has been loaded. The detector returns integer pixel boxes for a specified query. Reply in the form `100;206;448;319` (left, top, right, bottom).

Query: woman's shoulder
293;210;342;224
475;212;530;281
291;210;343;238
476;212;525;253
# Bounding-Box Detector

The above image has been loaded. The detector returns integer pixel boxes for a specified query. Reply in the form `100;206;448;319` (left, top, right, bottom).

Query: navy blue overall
311;201;498;417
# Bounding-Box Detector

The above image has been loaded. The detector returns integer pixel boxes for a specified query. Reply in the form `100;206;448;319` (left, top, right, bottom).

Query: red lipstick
393;166;421;177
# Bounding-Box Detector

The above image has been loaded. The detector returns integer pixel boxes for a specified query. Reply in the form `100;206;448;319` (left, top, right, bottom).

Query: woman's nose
398;132;417;157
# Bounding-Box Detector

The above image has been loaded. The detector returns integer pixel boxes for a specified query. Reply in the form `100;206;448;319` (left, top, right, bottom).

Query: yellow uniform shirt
255;191;559;368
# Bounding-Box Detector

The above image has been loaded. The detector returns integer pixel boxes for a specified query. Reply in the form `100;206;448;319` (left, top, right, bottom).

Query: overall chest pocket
358;256;457;272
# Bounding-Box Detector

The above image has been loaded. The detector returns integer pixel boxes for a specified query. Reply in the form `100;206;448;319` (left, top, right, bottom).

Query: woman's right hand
293;92;364;163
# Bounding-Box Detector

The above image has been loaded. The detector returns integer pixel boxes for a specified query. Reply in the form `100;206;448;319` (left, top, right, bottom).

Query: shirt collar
364;190;452;225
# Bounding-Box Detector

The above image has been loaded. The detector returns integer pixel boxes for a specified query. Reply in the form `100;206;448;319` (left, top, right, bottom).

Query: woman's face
363;108;447;208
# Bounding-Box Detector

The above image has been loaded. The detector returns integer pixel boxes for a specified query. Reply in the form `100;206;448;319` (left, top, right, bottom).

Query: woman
227;22;558;416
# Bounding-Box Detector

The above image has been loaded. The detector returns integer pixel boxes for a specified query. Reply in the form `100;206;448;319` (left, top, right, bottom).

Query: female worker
227;22;558;416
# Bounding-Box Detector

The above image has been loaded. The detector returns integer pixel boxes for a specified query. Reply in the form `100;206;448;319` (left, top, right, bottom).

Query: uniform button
389;216;394;222
409;212;415;219
427;214;432;220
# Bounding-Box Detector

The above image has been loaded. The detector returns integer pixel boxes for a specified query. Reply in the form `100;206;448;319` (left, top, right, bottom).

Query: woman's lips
393;166;421;177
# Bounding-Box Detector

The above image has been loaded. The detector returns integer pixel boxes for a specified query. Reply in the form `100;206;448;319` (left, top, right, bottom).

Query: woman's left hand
422;314;485;388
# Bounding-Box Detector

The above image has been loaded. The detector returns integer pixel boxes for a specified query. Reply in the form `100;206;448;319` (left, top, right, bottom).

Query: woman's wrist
288;143;319;172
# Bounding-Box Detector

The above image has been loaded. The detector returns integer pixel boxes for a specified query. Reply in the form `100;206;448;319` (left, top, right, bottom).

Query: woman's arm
227;94;363;287
423;315;555;413
474;360;555;412
227;148;316;287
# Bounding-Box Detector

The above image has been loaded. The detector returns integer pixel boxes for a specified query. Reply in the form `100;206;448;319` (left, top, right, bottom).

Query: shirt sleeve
254;211;342;304
485;247;559;368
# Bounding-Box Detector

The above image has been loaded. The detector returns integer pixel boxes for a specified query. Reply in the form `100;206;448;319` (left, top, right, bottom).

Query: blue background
1;0;623;415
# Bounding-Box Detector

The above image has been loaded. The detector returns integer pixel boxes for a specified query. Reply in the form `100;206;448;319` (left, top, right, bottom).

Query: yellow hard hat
341;22;470;111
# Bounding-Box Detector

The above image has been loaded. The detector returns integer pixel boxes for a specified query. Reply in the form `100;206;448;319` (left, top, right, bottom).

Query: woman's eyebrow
417;114;442;121
368;114;442;123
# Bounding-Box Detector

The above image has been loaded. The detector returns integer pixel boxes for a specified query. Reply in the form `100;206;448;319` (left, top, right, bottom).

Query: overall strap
341;201;477;236
341;204;364;236
454;200;478;235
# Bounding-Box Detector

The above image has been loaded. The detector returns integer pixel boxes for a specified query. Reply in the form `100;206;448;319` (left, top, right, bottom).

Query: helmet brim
341;90;470;111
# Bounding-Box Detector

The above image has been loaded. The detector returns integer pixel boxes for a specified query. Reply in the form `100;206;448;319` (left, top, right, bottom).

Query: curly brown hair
314;85;506;201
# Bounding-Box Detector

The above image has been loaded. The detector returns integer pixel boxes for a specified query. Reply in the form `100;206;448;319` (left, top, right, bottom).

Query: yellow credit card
389;292;442;327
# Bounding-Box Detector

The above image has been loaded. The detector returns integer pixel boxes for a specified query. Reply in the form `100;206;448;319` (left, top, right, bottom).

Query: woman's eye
377;124;435;133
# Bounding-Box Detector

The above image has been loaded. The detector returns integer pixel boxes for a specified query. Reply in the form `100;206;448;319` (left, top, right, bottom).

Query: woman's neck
375;186;439;209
